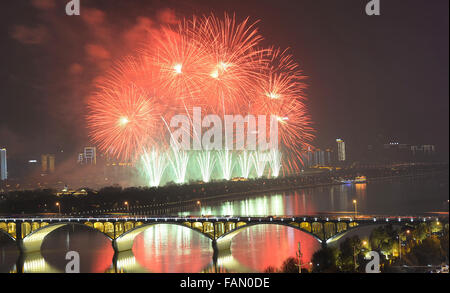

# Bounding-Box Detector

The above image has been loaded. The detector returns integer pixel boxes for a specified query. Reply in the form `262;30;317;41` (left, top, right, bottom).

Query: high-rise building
41;154;48;172
325;149;333;165
313;149;326;166
336;139;346;161
0;148;7;180
83;147;97;165
77;153;84;164
41;154;56;173
411;145;436;155
302;147;314;168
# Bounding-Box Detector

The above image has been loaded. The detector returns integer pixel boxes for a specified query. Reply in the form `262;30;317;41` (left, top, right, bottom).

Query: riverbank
172;169;448;207
0;164;447;216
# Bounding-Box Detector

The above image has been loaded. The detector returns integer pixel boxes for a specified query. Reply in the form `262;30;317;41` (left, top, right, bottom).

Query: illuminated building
313;149;325;166
325;149;333;164
301;146;336;168
41;154;55;173
336;139;346;161
77;147;97;165
0;148;7;180
84;147;97;165
77;153;84;164
411;145;436;156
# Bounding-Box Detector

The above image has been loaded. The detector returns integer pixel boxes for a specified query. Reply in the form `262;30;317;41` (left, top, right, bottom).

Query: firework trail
86;13;315;185
168;146;190;184
253;151;267;178
141;148;168;187
196;150;216;183
217;150;234;180
268;149;282;178
237;150;253;179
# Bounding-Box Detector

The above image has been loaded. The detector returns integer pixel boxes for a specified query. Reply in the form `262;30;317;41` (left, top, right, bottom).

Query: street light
352;200;357;218
124;201;129;212
196;200;204;216
56;202;61;215
398;229;411;262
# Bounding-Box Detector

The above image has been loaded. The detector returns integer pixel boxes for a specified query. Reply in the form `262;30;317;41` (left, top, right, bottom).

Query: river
0;175;448;273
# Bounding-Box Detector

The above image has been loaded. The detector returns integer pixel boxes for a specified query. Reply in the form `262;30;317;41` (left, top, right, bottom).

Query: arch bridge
0;215;447;254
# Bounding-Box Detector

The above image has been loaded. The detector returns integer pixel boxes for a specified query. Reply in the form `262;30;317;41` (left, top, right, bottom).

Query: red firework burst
86;85;159;161
86;13;315;173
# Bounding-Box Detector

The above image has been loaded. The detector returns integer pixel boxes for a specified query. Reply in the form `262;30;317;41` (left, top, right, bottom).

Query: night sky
0;0;448;176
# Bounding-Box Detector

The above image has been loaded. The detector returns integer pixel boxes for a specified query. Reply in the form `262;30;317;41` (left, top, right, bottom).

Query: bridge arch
215;222;323;254
21;222;113;253
326;222;403;245
0;222;18;240
0;222;16;242
113;222;214;252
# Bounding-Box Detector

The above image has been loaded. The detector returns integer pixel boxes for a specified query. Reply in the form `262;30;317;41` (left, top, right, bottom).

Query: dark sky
0;0;448;171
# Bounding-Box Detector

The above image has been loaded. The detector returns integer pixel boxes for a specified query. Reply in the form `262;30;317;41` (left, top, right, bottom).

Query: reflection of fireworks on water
86;13;314;187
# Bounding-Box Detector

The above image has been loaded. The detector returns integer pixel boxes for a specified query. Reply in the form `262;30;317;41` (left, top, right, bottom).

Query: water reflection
0;234;18;273
1;224;322;273
180;176;448;217
230;225;321;272
15;225;115;273
0;176;447;273
40;225;115;273
23;251;61;273
132;224;213;273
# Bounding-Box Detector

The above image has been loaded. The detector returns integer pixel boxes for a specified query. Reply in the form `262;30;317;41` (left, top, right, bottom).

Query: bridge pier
15;250;24;273
212;240;218;266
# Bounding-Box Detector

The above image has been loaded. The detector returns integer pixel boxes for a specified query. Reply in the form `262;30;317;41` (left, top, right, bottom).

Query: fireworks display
86;13;314;186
